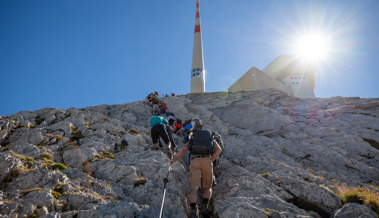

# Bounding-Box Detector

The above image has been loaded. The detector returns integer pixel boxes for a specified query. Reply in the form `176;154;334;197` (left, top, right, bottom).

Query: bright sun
295;32;331;62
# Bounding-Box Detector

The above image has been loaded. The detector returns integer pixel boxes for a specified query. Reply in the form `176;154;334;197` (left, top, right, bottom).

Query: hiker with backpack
211;131;224;169
149;115;172;157
159;100;168;115
176;119;194;143
170;118;222;218
173;119;183;133
145;93;154;104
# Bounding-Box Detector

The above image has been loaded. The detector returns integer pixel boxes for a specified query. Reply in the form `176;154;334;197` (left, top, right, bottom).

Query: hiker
165;112;176;125
149;115;172;156
148;91;159;106
151;96;160;115
171;118;222;218
176;119;194;143
160;100;168;115
168;119;183;136
145;93;154;104
174;119;183;132
211;131;224;186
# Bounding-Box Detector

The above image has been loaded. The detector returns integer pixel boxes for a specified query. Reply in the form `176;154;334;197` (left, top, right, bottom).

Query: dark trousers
151;124;170;147
166;125;176;148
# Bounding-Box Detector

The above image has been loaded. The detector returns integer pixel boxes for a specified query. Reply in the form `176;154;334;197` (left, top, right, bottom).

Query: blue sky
1;0;378;116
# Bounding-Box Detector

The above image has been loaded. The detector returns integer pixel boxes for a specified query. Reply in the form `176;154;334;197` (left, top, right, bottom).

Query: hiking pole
159;160;172;218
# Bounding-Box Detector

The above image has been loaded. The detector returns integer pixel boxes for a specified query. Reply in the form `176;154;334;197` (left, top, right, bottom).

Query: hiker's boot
190;207;199;218
151;143;159;150
199;202;210;216
165;147;172;159
171;146;177;154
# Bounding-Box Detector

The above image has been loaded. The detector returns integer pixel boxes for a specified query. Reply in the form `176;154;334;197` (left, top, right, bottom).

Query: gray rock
0;90;378;218
0;153;23;184
333;203;377;218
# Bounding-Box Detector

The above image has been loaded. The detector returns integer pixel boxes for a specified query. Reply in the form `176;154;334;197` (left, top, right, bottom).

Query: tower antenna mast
191;0;205;93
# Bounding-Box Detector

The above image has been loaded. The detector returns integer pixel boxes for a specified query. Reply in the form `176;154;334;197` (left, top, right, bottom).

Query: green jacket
149;116;168;129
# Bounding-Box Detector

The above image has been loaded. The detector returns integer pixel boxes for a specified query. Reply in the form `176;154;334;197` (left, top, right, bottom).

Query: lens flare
295;32;331;62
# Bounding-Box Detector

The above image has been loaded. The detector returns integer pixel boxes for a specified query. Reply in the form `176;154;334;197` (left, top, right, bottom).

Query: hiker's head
155;91;158;95
191;118;203;130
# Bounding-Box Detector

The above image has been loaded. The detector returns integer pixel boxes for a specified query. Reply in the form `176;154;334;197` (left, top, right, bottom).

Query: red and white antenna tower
191;0;205;93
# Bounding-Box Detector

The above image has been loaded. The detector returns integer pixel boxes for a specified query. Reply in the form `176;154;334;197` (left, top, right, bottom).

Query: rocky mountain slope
0;89;378;218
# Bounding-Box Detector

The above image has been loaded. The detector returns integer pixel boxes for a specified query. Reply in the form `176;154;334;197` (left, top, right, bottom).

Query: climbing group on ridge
145;91;225;218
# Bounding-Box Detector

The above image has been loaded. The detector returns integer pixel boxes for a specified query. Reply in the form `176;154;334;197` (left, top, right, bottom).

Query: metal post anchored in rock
159;161;172;218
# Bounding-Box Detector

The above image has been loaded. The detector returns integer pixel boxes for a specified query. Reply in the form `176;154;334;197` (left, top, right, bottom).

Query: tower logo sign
191;68;204;79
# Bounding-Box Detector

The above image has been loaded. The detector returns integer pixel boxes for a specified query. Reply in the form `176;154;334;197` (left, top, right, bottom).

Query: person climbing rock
165;111;176;125
149;115;172;158
159;100;168;115
170;118;222;218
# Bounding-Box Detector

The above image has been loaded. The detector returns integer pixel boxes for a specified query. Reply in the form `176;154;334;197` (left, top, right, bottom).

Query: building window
290;77;293;79
292;82;295;84
296;82;299;84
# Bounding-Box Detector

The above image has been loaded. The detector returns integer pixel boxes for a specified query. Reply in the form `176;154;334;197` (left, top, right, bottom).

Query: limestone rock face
0;89;378;217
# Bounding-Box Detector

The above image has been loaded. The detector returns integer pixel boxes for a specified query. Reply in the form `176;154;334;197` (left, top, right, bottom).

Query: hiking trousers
151;124;170;147
189;157;213;189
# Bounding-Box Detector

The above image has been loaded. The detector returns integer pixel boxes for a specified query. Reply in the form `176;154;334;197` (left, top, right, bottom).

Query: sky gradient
1;0;378;116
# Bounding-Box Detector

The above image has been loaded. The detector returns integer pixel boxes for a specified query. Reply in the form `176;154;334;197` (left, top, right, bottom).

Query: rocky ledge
0;89;378;218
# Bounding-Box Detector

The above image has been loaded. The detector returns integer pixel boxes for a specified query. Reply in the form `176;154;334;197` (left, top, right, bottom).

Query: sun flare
295;32;331;62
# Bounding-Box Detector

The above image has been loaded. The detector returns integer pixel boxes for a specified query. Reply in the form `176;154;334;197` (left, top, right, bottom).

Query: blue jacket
149;116;168;129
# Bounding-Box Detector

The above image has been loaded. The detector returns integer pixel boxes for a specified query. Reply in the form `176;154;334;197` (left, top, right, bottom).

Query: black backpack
189;129;213;155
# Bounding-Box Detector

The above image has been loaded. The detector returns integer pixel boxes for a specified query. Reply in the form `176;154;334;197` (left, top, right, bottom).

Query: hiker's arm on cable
211;141;222;162
171;146;189;163
176;128;184;135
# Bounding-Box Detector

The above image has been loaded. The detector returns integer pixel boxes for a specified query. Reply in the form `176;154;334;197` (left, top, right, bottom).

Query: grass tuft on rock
334;184;379;214
52;163;68;170
52;183;64;199
20;188;44;195
133;177;147;187
102;150;115;159
128;129;139;135
41;152;54;163
9;150;34;166
333;184;379;214
264;208;272;217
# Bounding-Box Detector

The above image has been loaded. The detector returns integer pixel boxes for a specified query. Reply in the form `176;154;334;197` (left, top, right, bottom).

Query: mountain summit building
191;0;205;93
228;55;316;99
